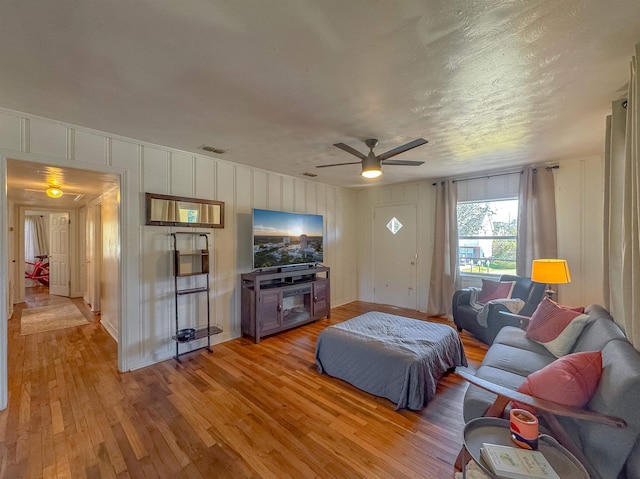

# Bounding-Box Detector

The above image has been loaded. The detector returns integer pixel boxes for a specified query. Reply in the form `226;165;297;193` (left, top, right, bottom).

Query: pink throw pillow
525;297;590;357
478;279;515;303
516;351;602;412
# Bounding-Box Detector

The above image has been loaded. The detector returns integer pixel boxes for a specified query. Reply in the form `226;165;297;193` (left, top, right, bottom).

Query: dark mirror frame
145;192;225;228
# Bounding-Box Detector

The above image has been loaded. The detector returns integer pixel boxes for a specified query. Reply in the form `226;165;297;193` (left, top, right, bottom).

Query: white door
373;204;418;309
49;212;70;297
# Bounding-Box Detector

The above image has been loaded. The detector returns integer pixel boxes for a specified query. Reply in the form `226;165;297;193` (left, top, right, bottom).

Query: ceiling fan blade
333;143;368;161
315;161;363;168
381;160;425;166
377;138;428;161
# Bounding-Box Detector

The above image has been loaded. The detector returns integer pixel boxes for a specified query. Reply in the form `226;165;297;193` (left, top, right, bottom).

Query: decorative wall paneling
554;156;604;306
0;107;358;384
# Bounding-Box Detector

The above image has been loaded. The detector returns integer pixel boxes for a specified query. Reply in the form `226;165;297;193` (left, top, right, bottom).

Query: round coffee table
461;417;589;478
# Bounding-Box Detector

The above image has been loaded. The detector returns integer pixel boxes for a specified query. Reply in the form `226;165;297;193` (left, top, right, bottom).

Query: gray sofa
462;304;640;479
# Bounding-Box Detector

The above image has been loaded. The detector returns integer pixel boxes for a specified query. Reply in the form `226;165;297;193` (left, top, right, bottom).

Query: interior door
49;212;70;297
373;204;418;309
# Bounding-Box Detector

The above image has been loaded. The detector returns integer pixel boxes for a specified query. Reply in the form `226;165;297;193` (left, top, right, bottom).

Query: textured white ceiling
1;0;639;189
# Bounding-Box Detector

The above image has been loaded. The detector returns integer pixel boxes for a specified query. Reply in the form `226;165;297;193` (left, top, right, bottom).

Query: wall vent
301;172;318;177
200;145;226;154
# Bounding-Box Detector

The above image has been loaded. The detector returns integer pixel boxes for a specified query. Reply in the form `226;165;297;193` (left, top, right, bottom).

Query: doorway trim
0;155;8;409
1;152;129;410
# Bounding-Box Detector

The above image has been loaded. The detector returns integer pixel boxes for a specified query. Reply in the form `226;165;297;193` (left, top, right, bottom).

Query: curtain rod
432;164;559;186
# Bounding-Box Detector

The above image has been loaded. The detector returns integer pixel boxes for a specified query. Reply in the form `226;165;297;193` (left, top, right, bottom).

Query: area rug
21;302;89;335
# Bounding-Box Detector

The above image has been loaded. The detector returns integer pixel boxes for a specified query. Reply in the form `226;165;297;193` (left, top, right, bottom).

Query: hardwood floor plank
0;288;489;478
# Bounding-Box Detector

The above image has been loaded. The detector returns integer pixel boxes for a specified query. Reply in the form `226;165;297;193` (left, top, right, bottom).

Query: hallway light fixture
46;186;64;198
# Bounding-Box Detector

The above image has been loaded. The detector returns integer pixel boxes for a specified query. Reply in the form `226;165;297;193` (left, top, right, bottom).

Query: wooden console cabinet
241;266;330;343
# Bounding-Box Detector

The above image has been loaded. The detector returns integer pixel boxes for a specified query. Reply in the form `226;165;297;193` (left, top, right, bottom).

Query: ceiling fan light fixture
361;167;382;178
46;186;64;198
361;154;382;178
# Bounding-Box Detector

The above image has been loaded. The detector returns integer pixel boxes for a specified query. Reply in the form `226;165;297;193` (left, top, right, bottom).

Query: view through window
458;199;518;275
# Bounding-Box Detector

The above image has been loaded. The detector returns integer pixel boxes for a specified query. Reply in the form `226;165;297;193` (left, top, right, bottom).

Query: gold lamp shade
531;259;571;284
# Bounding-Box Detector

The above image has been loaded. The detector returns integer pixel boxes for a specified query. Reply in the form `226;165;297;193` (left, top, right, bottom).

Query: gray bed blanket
315;311;468;410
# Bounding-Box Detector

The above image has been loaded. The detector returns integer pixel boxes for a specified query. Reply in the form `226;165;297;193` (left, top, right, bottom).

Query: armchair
452;274;545;344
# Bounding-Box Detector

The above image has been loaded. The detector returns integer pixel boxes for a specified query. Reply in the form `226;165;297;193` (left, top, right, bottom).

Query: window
457;199;518;275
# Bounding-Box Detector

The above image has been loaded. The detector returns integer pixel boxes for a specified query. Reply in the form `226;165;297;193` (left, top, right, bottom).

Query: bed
315;311;467;410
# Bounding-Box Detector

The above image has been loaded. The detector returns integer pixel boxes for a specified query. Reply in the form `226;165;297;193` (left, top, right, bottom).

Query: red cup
510;408;539;450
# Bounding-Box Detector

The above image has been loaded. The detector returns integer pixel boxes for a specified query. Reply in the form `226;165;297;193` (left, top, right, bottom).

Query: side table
461;417;588;478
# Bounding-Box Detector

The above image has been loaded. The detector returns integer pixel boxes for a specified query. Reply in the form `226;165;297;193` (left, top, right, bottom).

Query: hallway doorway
2;156;123;410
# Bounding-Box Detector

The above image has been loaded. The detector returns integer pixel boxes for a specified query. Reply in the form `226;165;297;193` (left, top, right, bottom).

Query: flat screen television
252;208;324;270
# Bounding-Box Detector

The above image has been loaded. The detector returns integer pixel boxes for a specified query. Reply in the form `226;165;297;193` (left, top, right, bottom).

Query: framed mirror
145;193;224;228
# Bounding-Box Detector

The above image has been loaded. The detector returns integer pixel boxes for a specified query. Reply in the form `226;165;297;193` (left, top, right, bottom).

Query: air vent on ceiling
302;172;318;177
200;145;226;154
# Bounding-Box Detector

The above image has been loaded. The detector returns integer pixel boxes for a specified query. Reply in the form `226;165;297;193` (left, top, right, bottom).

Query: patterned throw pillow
525;297;590;357
516;351;603;411
477;279;516;303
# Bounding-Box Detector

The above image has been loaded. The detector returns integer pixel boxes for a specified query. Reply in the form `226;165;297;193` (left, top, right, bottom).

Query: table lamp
531;259;571;299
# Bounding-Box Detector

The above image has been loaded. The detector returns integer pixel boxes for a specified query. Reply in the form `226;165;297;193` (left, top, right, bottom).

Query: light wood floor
1;289;488;478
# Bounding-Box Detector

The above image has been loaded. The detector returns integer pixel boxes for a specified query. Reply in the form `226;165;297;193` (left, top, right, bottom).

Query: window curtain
24;215;48;262
515;167;558;277
604;43;640;350
427;180;460;318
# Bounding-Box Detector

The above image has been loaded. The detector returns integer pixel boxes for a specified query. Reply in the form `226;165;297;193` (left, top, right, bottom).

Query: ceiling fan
316;138;428;178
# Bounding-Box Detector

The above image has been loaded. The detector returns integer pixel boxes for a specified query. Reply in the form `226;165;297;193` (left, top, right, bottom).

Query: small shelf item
171;232;222;361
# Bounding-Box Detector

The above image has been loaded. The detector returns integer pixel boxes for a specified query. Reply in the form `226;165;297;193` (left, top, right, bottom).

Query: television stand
241;265;330;343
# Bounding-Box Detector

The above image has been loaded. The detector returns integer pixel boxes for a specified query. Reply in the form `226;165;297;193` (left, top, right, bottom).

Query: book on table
480;443;560;479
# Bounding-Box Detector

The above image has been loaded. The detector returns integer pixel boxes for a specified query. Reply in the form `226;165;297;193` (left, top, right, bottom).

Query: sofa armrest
452;288;472;307
452;289;473;329
455;368;626;479
456;368;626;428
492;310;531;330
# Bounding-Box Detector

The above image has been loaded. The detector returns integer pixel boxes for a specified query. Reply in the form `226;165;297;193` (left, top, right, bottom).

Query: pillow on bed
478;279;516;303
515;351;602;411
525;297;590;357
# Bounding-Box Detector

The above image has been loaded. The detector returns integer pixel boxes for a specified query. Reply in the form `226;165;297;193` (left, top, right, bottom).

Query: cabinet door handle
277;303;282;312
314;296;318;302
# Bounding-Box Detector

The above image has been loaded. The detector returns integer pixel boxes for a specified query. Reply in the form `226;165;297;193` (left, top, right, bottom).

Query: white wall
555;156;605;307
0;107;359;377
100;187;120;340
356;161;606;312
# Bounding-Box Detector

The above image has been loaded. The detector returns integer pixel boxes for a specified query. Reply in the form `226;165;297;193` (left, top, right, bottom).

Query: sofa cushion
481;342;555;377
493;326;555;356
516;351;602;410
463;365;529;422
525;297;590;357
576;340;640;479
478;279;515;303
571;305;626;353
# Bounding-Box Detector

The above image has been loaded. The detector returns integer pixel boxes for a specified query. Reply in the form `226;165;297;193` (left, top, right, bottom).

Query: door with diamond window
373;204;417;309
